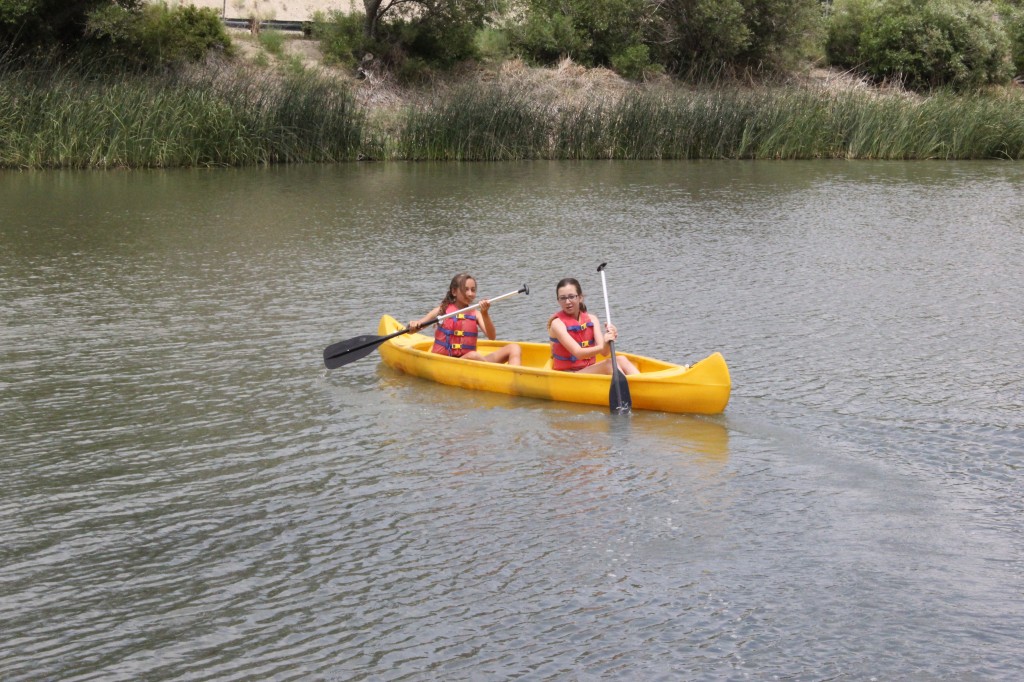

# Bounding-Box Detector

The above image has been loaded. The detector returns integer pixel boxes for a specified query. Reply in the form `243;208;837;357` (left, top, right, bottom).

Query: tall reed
0;60;364;169
396;85;550;161
393;83;1024;161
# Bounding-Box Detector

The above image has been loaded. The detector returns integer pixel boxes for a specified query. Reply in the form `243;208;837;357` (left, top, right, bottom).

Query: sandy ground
183;0;358;22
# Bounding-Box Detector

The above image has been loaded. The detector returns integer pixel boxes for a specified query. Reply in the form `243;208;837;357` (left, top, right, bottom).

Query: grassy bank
2;58;1024;169
396;77;1024;161
0;61;364;169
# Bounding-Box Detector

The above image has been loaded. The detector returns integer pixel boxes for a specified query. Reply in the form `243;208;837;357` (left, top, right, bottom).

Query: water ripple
3;162;1023;680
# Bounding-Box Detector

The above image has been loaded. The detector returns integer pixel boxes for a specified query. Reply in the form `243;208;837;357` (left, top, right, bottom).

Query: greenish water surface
2;161;1022;680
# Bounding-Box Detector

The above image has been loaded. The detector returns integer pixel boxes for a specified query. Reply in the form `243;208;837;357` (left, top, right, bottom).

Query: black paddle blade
609;376;632;414
323;334;386;369
609;372;632;414
607;345;632;414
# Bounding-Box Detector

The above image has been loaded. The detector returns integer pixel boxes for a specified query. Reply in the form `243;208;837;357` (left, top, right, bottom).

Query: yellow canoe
376;315;731;414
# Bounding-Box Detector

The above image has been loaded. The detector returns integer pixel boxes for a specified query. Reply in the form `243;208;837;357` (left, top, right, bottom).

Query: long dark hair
555;277;587;313
440;273;475;311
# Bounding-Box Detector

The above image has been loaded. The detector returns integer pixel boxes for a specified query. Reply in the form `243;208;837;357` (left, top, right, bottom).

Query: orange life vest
550;310;596;371
432;304;479;357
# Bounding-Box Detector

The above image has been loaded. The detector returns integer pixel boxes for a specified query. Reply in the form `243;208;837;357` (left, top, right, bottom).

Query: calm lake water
2;161;1022;680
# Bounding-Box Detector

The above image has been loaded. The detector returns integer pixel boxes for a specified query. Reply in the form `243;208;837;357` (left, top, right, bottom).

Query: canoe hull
376;315;730;415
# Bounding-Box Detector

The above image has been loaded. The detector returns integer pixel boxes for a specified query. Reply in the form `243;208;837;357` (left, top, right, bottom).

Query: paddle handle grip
597;263;613;326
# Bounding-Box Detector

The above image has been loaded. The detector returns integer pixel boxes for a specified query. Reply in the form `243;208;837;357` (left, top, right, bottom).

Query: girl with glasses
409;273;522;366
548;278;638;375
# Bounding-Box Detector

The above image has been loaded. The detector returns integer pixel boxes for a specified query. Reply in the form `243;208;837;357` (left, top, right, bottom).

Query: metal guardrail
223;18;311;34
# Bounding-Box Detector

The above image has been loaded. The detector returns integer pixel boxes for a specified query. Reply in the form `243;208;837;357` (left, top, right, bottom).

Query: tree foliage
1;0;140;51
5;0;1021;91
1000;1;1024;76
85;3;231;68
650;0;822;75
826;0;1013;90
316;0;498;79
1;0;228;68
508;0;821;78
509;0;653;70
362;0;497;41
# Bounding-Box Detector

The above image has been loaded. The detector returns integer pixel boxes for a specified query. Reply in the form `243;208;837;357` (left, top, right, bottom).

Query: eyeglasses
558;294;580;302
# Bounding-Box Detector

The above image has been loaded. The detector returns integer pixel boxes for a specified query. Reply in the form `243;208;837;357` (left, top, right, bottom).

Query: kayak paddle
323;284;529;369
597;263;631;414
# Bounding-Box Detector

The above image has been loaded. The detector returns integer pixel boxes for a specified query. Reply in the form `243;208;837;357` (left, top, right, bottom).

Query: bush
85;2;232;68
650;0;822;75
396;56;434;85
823;0;873;67
509;12;588;65
474;26;512;63
141;3;231;64
2;0;143;52
827;0;1013;90
739;0;824;70
392;13;479;67
315;5;482;73
259;29;286;57
1001;2;1024;76
310;10;365;68
611;43;661;80
510;0;648;68
650;0;750;73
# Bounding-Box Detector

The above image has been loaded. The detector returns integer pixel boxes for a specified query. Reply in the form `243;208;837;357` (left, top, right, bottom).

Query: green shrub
474;26;512;63
510;0;648;68
141;3;232;63
824;0;874;67
739;0;824;70
827;0;1013;90
393;14;479;67
1001;2;1024;76
315;6;481;72
395;56;433;84
650;0;821;75
611;44;660;80
509;12;587;65
259;29;285;57
84;2;232;68
651;0;749;73
310;10;365;67
2;0;143;52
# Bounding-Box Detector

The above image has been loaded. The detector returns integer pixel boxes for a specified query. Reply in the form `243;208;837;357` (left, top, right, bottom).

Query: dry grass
227;27;908;118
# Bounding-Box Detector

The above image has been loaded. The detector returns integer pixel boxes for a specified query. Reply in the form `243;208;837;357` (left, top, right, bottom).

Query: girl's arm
408;306;441;331
477;299;497;340
591;315;612;357
598;322;618;357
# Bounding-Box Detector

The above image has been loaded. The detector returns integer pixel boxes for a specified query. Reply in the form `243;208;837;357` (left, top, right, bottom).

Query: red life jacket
432;304;479;357
550;310;596;371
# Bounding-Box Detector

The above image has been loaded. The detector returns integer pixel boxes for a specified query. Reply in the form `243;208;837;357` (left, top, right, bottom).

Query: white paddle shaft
436;285;528;323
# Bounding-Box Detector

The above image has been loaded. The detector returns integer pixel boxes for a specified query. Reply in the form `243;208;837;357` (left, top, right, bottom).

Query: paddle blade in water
607;346;632;414
323;334;387;369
